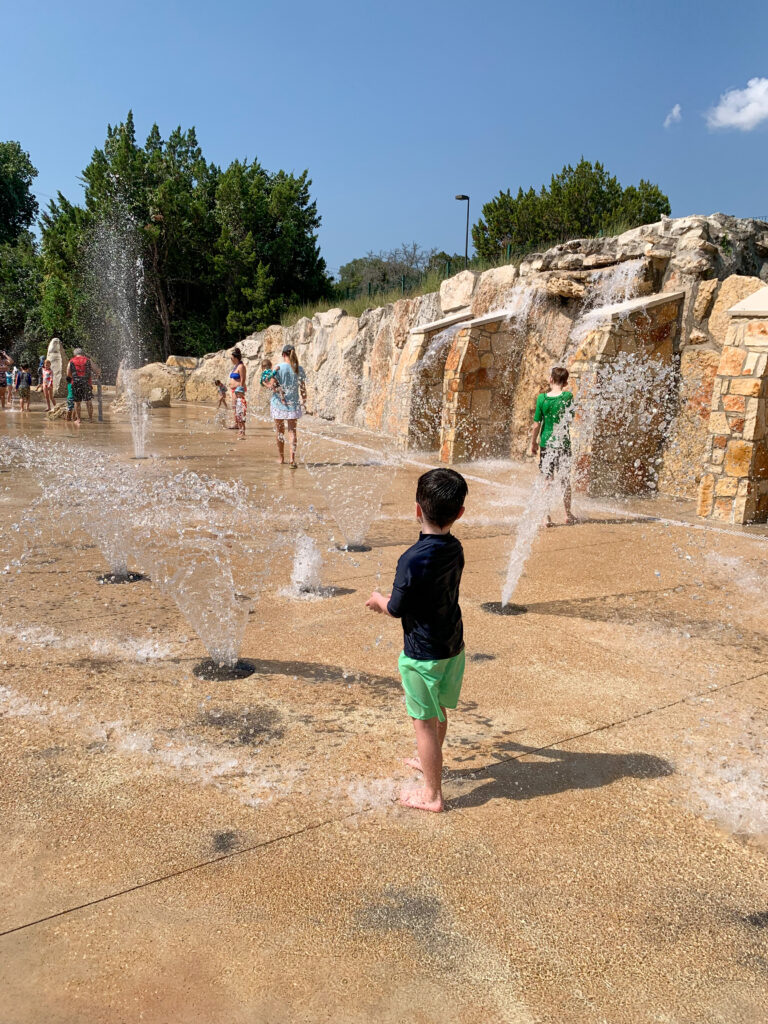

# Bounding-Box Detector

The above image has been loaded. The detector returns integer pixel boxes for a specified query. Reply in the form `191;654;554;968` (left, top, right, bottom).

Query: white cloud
663;103;682;129
707;77;768;131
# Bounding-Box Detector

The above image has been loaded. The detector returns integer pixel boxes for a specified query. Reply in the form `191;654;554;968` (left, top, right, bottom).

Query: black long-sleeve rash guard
386;532;464;660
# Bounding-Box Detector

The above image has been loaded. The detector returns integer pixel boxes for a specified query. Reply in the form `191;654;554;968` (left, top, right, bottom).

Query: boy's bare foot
404;756;423;773
399;787;444;813
276;457;285;464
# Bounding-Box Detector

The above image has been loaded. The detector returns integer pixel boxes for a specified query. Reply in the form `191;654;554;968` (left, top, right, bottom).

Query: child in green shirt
66;375;79;423
529;366;575;525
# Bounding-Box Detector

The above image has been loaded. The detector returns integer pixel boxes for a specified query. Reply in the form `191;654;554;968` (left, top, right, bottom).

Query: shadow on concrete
244;658;400;693
520;589;768;656
448;740;673;809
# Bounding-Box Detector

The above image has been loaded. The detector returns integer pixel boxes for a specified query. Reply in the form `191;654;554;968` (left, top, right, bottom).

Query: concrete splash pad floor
1;400;767;1023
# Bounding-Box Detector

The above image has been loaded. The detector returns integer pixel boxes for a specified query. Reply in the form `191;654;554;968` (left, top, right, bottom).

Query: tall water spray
89;209;149;457
493;259;656;607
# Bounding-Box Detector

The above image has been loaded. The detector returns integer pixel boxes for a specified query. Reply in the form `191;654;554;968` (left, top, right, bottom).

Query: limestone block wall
118;214;768;515
697;306;768;524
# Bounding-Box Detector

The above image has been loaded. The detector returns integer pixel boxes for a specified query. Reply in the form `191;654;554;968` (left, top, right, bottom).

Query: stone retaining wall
118;214;768;513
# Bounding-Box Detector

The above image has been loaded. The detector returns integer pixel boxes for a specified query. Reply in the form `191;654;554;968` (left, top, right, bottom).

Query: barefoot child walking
233;386;247;439
529;365;575;526
366;468;468;813
39;359;54;411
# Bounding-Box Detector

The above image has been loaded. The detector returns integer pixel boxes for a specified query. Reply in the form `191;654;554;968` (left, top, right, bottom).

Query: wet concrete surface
1;395;767;1023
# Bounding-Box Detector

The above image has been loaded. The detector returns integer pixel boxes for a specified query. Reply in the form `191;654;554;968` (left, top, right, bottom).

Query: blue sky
2;0;767;276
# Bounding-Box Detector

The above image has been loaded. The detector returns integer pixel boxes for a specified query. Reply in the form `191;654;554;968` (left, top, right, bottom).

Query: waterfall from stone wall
566;258;646;354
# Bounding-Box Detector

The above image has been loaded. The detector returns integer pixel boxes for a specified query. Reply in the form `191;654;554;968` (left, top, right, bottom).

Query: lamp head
455;194;469;201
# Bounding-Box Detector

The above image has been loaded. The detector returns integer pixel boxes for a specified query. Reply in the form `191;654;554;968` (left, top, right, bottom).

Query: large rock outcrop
46;337;68;398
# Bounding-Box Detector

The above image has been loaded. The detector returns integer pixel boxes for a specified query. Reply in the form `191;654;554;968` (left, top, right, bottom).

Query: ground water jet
300;429;402;551
130;470;286;672
0;438;146;583
499;467;569;607
89;208;150;458
290;533;324;593
1;439;286;672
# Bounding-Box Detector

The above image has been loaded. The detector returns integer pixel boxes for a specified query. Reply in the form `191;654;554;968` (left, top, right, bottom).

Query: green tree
337;243;436;294
39;193;91;343
81;113;221;359
473;159;670;261
0;232;42;350
39;112;331;362
0;141;38;244
0;141;42;355
214;160;329;338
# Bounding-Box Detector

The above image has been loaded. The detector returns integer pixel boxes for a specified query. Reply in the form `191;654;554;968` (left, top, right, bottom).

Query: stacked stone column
440;320;504;463
697;319;768;523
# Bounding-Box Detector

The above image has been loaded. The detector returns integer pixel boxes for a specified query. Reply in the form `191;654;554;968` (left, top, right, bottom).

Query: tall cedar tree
39;113;330;361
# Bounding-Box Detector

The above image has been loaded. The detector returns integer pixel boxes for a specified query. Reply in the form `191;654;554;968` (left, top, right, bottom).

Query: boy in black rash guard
366;468;468;813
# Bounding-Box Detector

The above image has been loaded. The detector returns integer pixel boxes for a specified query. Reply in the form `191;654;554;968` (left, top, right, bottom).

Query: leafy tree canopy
0;232;42;351
336;243;467;297
0;141;41;355
0;141;38;244
472;159;671;262
39;112;331;365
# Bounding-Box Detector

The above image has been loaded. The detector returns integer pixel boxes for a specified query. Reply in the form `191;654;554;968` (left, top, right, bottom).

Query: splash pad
2;355;767;1023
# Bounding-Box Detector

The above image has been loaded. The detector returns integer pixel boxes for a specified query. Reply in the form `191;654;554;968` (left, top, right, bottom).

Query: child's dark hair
416;468;468;528
261;358;272;369
551;366;569;386
214;379;222;386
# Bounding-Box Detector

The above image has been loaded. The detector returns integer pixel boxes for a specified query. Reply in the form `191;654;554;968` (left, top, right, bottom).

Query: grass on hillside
279;222;640;328
280;270;446;326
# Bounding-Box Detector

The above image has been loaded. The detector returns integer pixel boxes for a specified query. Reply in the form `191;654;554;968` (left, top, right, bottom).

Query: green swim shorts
398;649;465;722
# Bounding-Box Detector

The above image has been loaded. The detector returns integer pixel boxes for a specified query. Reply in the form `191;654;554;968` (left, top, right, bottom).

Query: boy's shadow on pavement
447;741;673;809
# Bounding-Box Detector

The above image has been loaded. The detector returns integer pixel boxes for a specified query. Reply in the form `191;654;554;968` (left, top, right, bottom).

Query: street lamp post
455;194;470;269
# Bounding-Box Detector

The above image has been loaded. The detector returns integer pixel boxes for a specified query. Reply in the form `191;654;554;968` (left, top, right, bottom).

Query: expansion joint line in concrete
1;667;764;940
0;810;366;940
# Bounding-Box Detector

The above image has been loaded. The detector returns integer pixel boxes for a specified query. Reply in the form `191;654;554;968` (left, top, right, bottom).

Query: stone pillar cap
728;286;768;318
